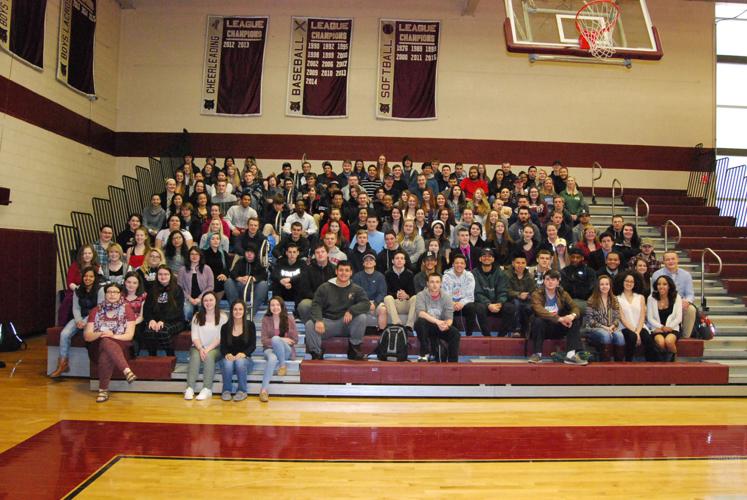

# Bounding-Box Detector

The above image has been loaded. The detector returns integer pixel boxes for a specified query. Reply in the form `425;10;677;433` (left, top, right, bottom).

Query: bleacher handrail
700;247;723;312
610;178;623;217
663;219;682;251
591;161;603;205
634;196;650;228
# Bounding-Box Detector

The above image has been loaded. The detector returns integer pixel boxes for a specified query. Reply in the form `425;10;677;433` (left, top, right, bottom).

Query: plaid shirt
93;241;109;267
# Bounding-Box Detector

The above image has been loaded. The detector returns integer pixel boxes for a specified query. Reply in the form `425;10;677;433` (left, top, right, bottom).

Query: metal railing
700;248;723;312
610;178;623;217
591;161;603;205
663;219;682;251
634;196;650;228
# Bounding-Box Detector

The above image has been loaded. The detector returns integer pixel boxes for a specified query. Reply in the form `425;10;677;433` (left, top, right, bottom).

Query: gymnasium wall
0;0;122;232
115;0;715;164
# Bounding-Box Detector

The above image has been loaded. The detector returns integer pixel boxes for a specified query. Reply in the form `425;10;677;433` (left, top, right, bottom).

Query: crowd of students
53;155;698;401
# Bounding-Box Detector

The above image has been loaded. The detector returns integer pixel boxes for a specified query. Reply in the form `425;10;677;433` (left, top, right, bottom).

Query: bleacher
47;156;747;398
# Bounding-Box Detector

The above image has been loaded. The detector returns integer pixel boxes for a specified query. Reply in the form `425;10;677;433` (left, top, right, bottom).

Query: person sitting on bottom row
142;265;186;356
84;283;138;403
184;292;227;401
259;296;298;402
646;274;683;361
414;273;461;362
583;275;625;362
528;270;587;365
305;261;370;360
442;254;478;336
383;250;417;332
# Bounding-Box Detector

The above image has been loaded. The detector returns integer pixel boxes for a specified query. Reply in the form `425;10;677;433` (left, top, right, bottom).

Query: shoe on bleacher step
528;353;542;364
563;352;589;366
277;365;287;376
196;388;213;400
184;387;195;400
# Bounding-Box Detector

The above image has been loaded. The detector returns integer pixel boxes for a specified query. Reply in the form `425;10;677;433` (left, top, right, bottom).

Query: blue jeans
221;356;251;394
59;319;83;358
183;300;197;321
586;328;625;346
262;336;293;390
224;279;268;317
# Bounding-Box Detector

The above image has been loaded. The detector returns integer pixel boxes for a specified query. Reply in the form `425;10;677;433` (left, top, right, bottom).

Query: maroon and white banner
201;15;268;116
286;17;352;118
0;0;47;70
376;19;440;120
57;0;96;97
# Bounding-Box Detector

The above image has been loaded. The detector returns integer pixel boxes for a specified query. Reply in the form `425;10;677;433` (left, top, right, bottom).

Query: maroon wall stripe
0;74;708;171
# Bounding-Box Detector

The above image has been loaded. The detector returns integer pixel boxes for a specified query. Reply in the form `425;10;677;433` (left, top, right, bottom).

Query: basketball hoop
576;0;621;59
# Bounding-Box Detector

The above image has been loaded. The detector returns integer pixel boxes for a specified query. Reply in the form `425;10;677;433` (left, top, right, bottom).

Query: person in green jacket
559;176;589;223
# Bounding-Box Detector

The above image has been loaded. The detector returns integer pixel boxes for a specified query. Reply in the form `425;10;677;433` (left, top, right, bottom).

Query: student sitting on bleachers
588;232;616;272
584;275;625;362
646;274;683;361
383;250;417;332
352;250;388;329
164;230;190;275
505;254;536;337
271;242;306;305
184;292;227;401
203;232;231;302
613;223;641;264
651;251;696;339
296;244;338;324
155;215;194;249
304;261;370;360
84;283;138;403
442;254;479;336
414;273;460;362
135;247;165;294
528;270;586;365
125;227;150;272
616;270;652;362
260;297;299;403
142;265;186;356
224;243;268;317
413;251;440;294
92;225;115;267
52;267;104;378
117;213;142;252
219;301;256;403
59;244;101;325
102;243;126;286
560;248;596;316
199;219;230;253
142;194;167;241
473;248;511;337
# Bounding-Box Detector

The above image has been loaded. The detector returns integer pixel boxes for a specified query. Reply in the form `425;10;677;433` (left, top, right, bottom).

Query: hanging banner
57;0;96;97
376;19;440;120
286;16;352;118
0;0;47;70
201;15;268;117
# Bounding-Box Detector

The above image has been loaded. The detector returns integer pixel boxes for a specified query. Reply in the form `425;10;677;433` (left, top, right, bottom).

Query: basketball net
576;0;621;59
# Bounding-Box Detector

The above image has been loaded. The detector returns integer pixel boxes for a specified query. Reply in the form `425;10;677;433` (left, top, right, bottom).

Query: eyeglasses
106;290;121;294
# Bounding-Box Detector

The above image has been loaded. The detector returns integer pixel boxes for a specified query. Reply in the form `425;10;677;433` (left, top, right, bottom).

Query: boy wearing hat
352;249;389;330
224;243;269;317
528;270;587;365
560;247;596;316
473;248;511;337
628;238;661;275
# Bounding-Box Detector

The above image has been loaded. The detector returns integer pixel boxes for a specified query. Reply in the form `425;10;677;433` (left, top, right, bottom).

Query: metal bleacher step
701;348;747;360
170;360;302;383
705;337;747;349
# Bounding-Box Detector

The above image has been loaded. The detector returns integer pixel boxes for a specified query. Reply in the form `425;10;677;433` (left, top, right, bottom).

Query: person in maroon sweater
459;166;489;201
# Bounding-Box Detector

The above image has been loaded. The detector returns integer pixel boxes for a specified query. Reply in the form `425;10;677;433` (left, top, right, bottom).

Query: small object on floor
124;368;137;384
96;390;109;403
221;391;232;401
528;353;542;364
259;390;269;402
233;391;247;402
184;387;194;400
417;355;429;363
195;388;212;400
277;365;287;377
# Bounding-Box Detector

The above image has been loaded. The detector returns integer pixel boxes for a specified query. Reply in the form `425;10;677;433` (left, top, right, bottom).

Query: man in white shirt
226;193;258;253
282;200;317;237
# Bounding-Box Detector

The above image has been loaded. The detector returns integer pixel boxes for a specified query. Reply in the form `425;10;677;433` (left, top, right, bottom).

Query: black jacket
229;256;268;283
560;263;596;301
384;268;416;297
272;234;310;260
297;260;337;301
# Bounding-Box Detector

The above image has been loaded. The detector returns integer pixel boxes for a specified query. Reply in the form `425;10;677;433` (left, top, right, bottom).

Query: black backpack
375;325;409;362
0;322;26;352
693;311;716;340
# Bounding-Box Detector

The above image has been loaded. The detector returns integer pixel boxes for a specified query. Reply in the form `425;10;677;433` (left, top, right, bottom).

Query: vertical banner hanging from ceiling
286;17;353;118
57;0;96;97
201;15;269;116
376;19;440;120
0;0;47;70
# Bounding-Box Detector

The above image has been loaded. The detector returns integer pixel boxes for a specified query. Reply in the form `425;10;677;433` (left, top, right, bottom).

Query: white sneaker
195;388;213;400
184;387;194;400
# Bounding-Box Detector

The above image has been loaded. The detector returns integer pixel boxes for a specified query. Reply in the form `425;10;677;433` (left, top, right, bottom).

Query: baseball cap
641;238;654;247
578;209;590;217
423;251;438;261
555;238;567;247
479;247;495;257
362;250;377;261
568;247;584;256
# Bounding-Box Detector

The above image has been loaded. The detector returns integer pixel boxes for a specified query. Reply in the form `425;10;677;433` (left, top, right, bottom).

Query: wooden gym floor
1;336;746;499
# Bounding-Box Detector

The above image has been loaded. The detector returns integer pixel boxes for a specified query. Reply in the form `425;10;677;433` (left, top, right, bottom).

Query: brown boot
50;357;69;378
613;345;626;362
600;345;612;362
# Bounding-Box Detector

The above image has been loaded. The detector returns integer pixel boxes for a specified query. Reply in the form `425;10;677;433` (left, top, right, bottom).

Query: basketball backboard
503;0;663;60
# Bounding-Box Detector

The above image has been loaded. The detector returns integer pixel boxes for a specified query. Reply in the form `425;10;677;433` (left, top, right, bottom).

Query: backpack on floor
693;311;716;340
0;322;26;352
375;325;409;362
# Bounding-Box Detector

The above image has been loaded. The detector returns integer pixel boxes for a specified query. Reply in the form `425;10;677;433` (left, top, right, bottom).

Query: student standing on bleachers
220;301;256;402
184;292;227;401
528;270;586;365
84;283;138;403
473;248;510;337
260;297;299;402
52;268;104;378
414;274;460;362
304;261;370;361
142;265;186;356
651;252;696;339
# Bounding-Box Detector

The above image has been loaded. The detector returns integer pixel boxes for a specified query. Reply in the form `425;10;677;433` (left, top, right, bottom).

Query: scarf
93;300;128;335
